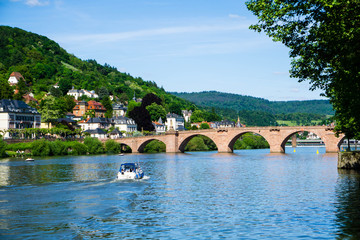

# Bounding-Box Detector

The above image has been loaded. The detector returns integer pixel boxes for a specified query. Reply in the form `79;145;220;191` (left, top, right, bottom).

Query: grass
61;61;82;72
276;120;323;126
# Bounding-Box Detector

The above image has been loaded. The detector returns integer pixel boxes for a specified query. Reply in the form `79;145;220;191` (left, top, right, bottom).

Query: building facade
165;113;185;131
0;100;41;138
78;117;112;131
112;116;137;133
67;88;99;100
182;110;192;122
73;100;106;119
112;103;127;117
153;118;166;133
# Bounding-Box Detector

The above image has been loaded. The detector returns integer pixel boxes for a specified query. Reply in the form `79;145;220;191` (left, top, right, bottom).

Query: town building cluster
0;72;247;140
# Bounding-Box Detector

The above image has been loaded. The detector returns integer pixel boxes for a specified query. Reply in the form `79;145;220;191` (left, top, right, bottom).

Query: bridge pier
165;130;181;153
269;144;285;153
291;135;297;148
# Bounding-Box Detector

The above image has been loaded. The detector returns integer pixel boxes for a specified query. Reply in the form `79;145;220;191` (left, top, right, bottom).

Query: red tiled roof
10;72;24;80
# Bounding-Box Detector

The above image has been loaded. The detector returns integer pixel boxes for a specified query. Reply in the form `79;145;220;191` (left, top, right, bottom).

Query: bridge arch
120;143;132;153
137;139;166;153
227;131;270;152
337;135;347;150
178;134;218;153
280;129;329;153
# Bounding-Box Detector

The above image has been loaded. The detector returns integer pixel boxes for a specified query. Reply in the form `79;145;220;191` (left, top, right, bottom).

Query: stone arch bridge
114;126;344;153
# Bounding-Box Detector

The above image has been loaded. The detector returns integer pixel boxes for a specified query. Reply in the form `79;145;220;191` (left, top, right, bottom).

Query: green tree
246;0;360;138
146;103;167;122
0;139;7;158
62;95;76;113
101;96;113;118
49;87;63;98
14;76;28;100
105;139;121;154
118;93;128;103
98;86;109;100
169;103;182;115
143;140;166;153
200;123;210;129
58;78;72;96
190;110;205;123
84;137;104;154
39;96;64;123
0;74;13;99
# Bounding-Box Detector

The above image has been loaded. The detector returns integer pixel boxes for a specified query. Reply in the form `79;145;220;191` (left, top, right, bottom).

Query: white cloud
228;14;246;20
27;0;49;6
58;23;250;43
13;0;49;6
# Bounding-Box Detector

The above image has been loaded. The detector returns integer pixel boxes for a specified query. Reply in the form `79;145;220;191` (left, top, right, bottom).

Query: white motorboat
25;158;34;161
117;163;144;180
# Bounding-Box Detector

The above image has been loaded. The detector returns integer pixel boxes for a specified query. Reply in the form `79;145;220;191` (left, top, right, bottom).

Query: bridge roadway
113;126;344;153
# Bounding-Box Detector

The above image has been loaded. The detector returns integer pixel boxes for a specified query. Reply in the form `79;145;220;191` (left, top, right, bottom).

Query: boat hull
117;171;144;180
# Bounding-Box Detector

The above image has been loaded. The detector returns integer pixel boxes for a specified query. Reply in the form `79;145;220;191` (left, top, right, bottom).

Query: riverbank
0;138;126;158
0;133;270;158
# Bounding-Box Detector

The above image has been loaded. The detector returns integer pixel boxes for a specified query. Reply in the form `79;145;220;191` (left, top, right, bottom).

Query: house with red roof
8;72;24;86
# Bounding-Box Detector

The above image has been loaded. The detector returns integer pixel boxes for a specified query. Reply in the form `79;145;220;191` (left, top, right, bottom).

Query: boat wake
115;175;150;181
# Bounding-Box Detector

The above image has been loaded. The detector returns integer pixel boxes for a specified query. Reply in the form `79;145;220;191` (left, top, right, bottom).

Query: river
1;147;360;239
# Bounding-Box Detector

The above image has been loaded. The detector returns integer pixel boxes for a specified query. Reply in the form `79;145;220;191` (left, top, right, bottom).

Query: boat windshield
120;163;138;171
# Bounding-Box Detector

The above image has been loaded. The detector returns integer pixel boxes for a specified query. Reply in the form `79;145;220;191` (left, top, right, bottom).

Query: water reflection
0;155;120;186
335;169;360;239
2;148;360;239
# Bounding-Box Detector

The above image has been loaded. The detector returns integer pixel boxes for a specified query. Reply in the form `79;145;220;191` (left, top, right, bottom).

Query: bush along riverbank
0;133;270;158
0;138;129;158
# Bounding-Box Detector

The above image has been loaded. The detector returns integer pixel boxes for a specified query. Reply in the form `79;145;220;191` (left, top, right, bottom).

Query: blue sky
1;0;325;101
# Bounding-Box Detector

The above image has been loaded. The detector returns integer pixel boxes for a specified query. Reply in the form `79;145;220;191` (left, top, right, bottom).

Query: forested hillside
172;91;333;126
172;91;334;115
0;26;196;112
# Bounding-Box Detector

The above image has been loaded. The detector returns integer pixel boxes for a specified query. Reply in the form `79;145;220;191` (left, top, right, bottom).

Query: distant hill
172;91;334;115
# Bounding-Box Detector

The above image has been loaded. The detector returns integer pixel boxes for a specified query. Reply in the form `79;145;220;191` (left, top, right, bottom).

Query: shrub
0;139;7;158
31;139;51;156
49;140;68;156
105;140;121;154
84;137;104;154
66;141;87;155
6;142;33;152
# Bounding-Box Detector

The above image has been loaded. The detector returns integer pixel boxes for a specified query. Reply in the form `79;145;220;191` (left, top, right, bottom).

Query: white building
182;110;192;122
0;100;41;139
165;113;185;131
7;72;24;86
83;90;99;99
78;117;112;131
153;118;166;134
67;88;85;100
112;103;127;117
112;116;137;133
84;128;107;139
67;87;98;100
